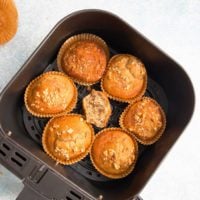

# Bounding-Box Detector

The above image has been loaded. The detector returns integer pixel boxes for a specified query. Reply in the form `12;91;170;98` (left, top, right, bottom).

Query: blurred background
0;0;200;199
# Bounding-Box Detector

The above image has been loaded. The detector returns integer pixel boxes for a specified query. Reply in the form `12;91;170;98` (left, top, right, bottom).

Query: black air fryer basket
0;10;194;200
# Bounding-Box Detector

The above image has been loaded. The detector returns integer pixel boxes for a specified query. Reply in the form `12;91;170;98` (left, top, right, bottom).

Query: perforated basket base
22;58;168;182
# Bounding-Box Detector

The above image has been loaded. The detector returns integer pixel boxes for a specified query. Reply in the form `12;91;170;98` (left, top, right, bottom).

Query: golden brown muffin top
102;54;147;101
25;72;76;116
0;0;18;44
43;114;94;164
91;128;137;178
122;97;166;143
83;90;112;128
61;40;107;83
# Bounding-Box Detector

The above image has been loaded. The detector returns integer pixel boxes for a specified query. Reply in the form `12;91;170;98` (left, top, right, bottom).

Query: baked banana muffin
24;71;77;117
90;128;138;179
101;54;147;102
0;0;18;44
57;33;109;85
82;89;112;128
120;97;166;145
42;114;94;165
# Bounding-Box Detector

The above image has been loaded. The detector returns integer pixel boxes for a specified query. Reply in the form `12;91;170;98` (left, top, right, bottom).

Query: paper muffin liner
0;0;18;44
119;97;166;145
101;54;147;103
24;71;78;118
57;33;110;86
90;127;138;179
42;113;95;165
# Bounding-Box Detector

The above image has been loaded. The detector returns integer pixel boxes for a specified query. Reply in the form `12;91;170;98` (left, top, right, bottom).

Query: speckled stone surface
0;165;23;200
0;1;200;200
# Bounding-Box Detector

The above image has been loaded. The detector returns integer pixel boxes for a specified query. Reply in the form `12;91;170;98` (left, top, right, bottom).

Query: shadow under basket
0;10;194;200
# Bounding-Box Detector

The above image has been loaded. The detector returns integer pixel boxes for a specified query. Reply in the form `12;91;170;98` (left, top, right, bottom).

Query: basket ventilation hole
66;197;73;200
3;143;10;151
11;157;23;167
15;152;27;162
0;149;6;157
87;171;92;176
66;191;82;200
35;134;41;140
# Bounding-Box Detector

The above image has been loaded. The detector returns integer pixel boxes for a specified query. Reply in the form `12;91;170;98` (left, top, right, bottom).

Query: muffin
24;71;77;117
120;97;166;145
42;114;94;165
57;33;109;85
0;0;18;44
90;128;138;179
82;89;112;128
101;54;147;102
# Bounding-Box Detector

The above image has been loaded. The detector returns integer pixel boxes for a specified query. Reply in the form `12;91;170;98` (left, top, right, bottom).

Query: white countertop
0;0;200;199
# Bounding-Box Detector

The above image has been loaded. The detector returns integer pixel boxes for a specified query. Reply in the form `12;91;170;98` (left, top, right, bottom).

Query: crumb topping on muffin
57;34;109;85
120;97;166;144
102;54;147;101
25;72;77;117
42;114;94;164
91;128;138;178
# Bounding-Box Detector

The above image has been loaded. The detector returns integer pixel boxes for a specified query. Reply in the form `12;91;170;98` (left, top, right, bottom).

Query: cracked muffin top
24;71;77;117
120;97;166;145
101;54;147;102
57;33;109;85
90;128;138;179
42;114;94;165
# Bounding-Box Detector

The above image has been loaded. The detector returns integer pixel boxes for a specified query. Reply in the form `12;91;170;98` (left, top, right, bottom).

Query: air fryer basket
0;10;194;200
